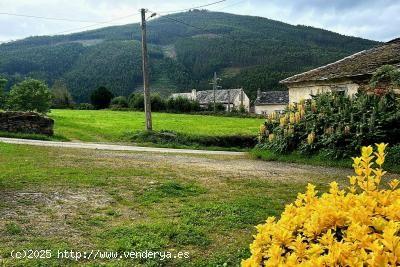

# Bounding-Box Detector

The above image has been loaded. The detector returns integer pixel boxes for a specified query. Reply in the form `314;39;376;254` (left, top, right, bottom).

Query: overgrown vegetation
258;66;400;161
259;91;399;158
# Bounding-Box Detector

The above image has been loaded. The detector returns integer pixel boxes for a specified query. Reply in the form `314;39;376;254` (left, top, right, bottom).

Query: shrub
259;92;400;158
110;96;128;108
242;144;400;266
90;86;113;109
386;145;400;167
166;97;201;113
74;103;94;110
128;93;166;111
6;79;52;113
128;93;144;110
207;102;226;112
51;80;74;109
151;94;166;112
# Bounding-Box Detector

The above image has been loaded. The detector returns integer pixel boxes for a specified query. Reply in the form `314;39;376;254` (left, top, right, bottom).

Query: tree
0;78;7;108
90;86;113;109
51;80;74;109
6;79;52;113
110;96;128;108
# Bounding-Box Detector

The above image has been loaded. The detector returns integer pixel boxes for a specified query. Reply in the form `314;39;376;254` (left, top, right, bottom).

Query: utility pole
210;72;221;113
141;8;152;131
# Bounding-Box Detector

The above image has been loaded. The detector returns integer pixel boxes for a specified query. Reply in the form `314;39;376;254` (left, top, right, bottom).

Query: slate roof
281;38;400;84
173;89;244;104
255;91;289;105
196;89;243;104
171;92;193;99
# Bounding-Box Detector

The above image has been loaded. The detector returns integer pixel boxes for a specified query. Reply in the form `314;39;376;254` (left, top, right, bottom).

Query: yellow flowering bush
243;143;400;266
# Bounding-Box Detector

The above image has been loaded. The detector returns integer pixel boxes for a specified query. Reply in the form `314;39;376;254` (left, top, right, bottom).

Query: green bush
387;145;400;167
128;93;166;111
206;102;226;112
74;103;95;110
166;96;201;113
259;91;400;158
110;96;128;108
90;86;113;109
5;79;52;113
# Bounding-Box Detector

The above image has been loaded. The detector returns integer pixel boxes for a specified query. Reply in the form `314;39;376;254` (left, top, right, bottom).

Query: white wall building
280;38;400;103
254;90;288;115
172;88;250;112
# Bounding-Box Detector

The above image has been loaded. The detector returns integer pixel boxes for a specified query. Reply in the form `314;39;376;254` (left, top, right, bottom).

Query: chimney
192;89;197;100
257;88;261;98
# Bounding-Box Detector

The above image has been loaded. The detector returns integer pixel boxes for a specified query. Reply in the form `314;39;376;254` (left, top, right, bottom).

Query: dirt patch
0;189;113;244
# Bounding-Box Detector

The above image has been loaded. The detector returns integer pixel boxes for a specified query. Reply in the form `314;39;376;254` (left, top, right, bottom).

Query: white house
254;90;288;115
172;89;250;112
280;38;400;103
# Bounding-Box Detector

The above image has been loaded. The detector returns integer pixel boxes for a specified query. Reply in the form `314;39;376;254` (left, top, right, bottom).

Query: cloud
0;0;399;42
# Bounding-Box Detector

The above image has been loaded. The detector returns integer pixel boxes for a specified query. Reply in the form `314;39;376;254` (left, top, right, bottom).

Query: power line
50;13;141;36
0;12;101;23
214;0;248;11
157;0;228;15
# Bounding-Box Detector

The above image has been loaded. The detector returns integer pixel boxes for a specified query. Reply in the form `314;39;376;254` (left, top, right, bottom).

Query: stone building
171;89;250;112
254;90;288;115
280;38;400;103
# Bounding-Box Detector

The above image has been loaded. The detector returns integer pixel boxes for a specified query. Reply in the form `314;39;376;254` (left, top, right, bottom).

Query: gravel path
0;137;246;156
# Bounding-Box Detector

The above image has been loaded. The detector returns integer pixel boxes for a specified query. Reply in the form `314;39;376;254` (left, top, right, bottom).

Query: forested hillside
0;10;379;102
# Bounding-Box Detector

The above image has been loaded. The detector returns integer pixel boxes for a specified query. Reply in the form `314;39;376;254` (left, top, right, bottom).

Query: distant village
171;38;400;115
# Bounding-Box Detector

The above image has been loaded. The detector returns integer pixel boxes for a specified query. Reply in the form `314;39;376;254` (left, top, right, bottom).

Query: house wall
232;92;250;112
255;104;287;115
287;80;360;103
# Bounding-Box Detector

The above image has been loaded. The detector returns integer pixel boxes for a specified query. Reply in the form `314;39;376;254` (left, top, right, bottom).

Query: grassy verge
0;131;69;141
251;148;400;173
123;130;256;151
0;143;338;266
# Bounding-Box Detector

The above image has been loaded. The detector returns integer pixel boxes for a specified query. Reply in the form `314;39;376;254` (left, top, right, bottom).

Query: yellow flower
242;144;400;266
389;179;399;190
375;143;388;155
361;146;373;158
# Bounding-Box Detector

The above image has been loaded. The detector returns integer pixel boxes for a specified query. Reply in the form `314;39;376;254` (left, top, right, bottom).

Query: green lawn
0;143;343;266
49;110;264;142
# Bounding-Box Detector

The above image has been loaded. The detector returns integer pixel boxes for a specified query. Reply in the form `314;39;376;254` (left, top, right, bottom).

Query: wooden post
141;8;152;131
213;72;217;113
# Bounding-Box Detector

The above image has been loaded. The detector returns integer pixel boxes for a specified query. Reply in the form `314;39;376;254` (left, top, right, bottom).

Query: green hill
0;10;379;102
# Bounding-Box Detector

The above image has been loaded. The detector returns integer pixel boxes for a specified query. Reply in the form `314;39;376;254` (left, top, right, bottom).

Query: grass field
49;110;264;143
0;143;352;266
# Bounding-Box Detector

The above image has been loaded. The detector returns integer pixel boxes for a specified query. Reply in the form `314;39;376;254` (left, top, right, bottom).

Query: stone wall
0;111;54;136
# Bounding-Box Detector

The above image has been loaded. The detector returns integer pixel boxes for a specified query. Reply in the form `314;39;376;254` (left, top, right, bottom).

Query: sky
0;0;399;43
